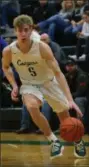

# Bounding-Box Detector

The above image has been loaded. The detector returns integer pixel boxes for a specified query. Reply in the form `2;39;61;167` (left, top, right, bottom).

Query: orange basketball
60;117;85;142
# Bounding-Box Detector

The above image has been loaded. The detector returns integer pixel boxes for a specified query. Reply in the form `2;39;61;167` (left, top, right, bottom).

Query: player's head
13;14;33;42
82;11;89;23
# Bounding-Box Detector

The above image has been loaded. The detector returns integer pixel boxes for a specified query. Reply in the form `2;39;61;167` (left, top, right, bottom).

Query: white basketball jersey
10;41;54;84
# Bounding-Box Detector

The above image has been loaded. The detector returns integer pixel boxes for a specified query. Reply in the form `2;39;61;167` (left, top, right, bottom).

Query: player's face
15;24;32;42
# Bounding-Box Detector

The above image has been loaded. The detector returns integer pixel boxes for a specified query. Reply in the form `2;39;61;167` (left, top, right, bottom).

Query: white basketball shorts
20;78;69;113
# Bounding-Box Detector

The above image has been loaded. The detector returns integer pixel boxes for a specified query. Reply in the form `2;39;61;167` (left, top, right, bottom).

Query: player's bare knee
28;102;41;121
26;100;39;112
22;94;42;111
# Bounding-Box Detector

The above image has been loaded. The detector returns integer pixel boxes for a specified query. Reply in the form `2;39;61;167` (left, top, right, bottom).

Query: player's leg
57;111;86;158
56;110;70;123
22;94;51;136
42;79;86;157
22;93;64;159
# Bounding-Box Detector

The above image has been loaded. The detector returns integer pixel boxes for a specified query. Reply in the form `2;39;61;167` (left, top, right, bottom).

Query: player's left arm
40;42;83;117
39;41;73;102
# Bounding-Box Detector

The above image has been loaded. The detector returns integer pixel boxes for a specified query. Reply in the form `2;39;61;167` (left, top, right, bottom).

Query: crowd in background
0;0;89;134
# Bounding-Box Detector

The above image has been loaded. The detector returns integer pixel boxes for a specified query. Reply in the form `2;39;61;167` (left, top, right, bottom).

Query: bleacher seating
0;108;21;131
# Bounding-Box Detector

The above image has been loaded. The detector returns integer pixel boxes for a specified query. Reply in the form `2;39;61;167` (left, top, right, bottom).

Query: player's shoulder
39;41;51;51
3;41;16;55
39;40;48;46
3;45;10;53
2;45;12;56
39;41;54;60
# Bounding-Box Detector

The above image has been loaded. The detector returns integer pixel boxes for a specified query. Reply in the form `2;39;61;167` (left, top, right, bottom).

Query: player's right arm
2;46;19;101
2;46;17;88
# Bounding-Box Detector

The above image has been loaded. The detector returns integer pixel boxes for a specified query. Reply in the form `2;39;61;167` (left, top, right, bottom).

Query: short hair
13;14;33;28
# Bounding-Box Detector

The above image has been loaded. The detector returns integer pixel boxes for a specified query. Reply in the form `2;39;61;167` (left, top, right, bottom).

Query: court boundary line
1;140;89;146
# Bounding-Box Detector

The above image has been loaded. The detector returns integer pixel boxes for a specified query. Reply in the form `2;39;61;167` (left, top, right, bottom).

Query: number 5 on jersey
28;67;37;76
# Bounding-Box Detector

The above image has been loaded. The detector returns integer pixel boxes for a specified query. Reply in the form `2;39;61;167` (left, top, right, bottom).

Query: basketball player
2;15;86;159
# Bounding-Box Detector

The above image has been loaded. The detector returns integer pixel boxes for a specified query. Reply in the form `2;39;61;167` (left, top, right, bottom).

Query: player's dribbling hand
69;101;83;118
11;85;19;102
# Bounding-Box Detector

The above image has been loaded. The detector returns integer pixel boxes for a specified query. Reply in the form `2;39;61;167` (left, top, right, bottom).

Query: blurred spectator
0;36;7;78
64;59;89;121
76;10;89;59
78;10;89;37
16;105;36;133
0;36;7;50
63;0;89;35
84;3;89;12
0;0;20;27
59;0;75;19
0;36;7;90
20;0;40;21
36;0;75;41
74;0;87;21
4;37;13;45
20;0;59;24
33;0;60;23
40;33;67;68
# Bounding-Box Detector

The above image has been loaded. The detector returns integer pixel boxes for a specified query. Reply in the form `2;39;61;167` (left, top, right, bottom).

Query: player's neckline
16;40;33;54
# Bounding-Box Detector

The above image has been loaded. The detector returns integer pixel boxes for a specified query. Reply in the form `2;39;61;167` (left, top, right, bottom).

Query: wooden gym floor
1;133;89;167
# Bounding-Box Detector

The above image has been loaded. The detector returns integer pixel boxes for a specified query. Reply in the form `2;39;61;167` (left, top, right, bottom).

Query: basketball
60;117;85;142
